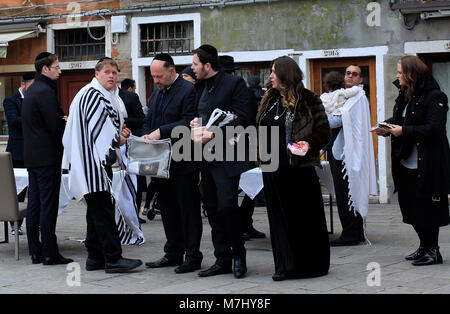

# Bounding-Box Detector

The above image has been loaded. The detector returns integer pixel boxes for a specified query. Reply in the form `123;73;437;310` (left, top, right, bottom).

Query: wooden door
58;70;94;114
309;57;378;158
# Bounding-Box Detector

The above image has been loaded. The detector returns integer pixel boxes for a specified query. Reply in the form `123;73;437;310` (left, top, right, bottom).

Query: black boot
412;247;443;266
405;247;426;261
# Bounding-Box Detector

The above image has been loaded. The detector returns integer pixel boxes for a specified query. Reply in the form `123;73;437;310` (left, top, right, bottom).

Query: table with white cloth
13;168;145;244
238;162;335;233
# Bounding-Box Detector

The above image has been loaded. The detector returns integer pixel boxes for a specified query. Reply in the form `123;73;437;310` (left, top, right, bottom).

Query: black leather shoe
31;254;43;264
198;263;232;277
145;256;183;268
43;255;74;265
243;227;266;240
272;273;287;281
233;257;247;279
330;237;360;247
105;258;143;273
405;247;426;261
412;247;443;266
174;261;202;274
86;257;105;271
138;217;146;224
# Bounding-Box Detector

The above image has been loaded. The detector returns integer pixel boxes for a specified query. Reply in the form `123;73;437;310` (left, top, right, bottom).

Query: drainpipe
0;0;282;24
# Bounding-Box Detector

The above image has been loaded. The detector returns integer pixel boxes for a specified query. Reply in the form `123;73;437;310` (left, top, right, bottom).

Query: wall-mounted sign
322;49;340;57
70;62;83;69
445;42;450;51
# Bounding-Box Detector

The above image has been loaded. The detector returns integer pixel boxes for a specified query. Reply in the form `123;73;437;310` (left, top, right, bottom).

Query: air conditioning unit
111;16;127;33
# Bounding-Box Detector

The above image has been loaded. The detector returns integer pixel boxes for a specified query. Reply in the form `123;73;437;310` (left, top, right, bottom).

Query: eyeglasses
345;71;360;77
49;65;60;70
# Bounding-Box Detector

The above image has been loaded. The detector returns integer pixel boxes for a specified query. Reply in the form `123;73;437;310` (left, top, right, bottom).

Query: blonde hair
95;58;119;72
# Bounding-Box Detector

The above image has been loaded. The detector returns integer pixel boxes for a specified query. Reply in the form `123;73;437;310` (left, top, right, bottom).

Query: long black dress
260;98;330;278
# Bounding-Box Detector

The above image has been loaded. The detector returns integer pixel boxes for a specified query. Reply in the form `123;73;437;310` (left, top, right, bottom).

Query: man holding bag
143;53;203;274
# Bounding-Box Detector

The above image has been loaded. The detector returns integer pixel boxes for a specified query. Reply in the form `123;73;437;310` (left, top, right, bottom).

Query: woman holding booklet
373;55;450;266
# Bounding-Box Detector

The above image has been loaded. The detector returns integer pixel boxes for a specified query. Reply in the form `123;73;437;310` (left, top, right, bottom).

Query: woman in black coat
256;56;331;281
374;55;450;266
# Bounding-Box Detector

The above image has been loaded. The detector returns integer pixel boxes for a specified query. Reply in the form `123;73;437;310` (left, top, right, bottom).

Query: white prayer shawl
320;85;360;115
339;89;378;220
62;78;145;245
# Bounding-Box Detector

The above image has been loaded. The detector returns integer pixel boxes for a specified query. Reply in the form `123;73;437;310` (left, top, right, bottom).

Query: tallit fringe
341;159;372;246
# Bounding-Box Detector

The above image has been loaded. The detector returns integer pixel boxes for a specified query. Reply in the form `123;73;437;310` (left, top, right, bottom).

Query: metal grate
140;21;194;57
55;28;105;62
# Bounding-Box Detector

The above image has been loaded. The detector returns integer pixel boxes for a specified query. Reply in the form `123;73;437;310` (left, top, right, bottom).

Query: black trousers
84;191;122;263
155;172;203;264
239;194;255;232
200;162;245;265
328;152;364;240
26;165;61;258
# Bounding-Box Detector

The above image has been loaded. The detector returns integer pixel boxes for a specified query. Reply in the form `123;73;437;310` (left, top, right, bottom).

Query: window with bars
55;28;105;62
140;21;194;57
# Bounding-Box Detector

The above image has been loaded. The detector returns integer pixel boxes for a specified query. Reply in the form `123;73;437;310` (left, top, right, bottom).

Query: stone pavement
0;197;449;294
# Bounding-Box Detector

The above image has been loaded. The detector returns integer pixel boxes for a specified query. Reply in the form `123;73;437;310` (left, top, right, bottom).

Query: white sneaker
18;227;24;235
11;228;15;236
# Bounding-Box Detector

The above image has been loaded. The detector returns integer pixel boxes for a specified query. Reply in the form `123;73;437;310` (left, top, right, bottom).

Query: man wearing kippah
143;53;202;274
3;72;35;236
22;52;73;265
190;44;252;279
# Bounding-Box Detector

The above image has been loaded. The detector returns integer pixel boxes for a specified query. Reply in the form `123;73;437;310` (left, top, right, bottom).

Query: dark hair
35;52;58;73
121;78;135;90
193;44;220;71
399;55;429;100
153;53;175;69
262;56;304;108
323;71;345;92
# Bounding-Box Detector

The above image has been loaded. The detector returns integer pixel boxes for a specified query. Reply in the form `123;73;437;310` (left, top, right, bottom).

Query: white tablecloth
238;161;335;200
239;167;264;200
14;169;125;214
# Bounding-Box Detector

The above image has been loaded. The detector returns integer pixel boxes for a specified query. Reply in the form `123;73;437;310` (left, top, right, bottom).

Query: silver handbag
127;135;172;179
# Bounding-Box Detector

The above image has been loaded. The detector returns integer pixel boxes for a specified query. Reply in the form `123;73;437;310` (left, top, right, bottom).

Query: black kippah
197;44;218;59
153;53;174;66
35;52;52;62
22;72;35;81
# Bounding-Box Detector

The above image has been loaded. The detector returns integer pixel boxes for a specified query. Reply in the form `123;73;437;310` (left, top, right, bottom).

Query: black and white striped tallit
62;78;145;245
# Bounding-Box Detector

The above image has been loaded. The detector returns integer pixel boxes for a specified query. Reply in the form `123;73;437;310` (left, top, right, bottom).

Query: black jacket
119;88;145;136
386;75;450;198
22;74;66;168
194;71;252;177
143;75;197;175
4;90;24;161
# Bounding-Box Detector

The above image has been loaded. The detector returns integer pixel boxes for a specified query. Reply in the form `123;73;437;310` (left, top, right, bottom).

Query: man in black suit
21;52;73;265
190;45;251;279
218;55;266;241
4;72;35;235
143;53;203;274
118;78;146;222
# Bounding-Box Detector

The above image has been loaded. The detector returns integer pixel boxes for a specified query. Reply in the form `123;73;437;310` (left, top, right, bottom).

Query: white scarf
339;89;378;219
62;78;145;245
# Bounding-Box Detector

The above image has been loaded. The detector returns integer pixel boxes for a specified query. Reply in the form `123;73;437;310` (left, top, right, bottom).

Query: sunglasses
345;71;360;77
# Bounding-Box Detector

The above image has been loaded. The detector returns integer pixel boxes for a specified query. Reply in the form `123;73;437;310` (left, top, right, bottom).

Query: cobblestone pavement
0;197;449;294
